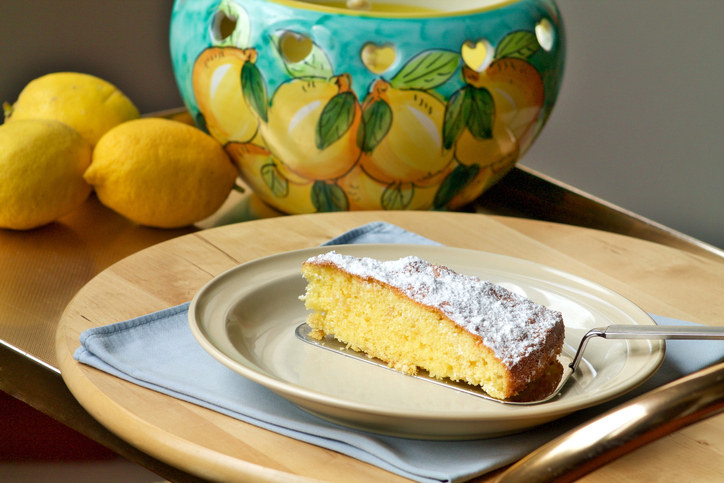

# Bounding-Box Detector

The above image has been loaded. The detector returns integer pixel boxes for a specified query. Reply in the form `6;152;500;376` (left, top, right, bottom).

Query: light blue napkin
74;221;724;483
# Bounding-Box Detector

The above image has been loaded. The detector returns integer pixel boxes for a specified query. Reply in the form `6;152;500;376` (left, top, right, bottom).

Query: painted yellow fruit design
225;142;316;214
192;47;262;145
442;163;494;210
259;73;362;181
453;115;520;169
442;125;521;210
442;60;543;171
434;31;546;210
359;78;454;187
339;164;438;211
354;49;461;210
460;58;544;160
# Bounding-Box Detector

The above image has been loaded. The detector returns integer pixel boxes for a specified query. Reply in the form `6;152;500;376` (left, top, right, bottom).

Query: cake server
296;323;724;405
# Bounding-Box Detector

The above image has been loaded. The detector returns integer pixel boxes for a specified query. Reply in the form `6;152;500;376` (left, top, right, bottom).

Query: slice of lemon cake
300;251;565;400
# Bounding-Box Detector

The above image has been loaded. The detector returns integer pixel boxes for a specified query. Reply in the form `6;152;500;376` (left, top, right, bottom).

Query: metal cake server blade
295;323;724;405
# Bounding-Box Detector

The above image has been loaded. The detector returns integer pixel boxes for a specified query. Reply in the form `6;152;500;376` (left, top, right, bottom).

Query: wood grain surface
56;211;724;482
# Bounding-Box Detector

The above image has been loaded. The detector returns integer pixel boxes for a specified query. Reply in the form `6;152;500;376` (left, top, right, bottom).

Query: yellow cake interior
302;262;519;399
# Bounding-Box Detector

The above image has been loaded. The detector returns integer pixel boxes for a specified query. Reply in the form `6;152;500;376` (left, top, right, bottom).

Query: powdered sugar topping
305;251;563;368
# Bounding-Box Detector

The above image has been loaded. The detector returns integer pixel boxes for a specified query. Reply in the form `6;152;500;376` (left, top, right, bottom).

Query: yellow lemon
4;72;140;147
84;118;239;228
360;79;454;186
0;119;92;230
192;48;261;145
260;74;362;180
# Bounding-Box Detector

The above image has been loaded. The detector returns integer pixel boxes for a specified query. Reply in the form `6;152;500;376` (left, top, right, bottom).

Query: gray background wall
2;0;722;249
524;0;724;250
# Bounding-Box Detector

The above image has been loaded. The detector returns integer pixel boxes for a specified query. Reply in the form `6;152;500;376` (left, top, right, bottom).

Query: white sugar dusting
305;251;564;368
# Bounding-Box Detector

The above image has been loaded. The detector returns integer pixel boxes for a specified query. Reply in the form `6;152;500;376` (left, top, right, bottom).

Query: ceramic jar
170;0;564;213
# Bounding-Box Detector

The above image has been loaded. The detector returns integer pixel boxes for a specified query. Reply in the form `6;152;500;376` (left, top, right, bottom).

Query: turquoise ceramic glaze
170;0;565;213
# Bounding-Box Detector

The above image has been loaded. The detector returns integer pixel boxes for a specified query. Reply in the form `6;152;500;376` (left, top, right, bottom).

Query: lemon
84;118;239;228
0;119;92;230
4;72;140;147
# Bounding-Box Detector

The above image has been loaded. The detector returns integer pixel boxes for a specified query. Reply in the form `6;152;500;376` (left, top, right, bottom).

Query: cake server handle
570;325;724;373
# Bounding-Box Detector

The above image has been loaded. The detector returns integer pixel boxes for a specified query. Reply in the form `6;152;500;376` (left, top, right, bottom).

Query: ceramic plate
188;244;664;440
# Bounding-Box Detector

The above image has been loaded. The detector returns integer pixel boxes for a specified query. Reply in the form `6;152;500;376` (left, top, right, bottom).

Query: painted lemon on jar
225;141;317;214
434;31;546;210
192;47;262;145
260;73;362;181
441;126;520;210
339;164;438;211
359;79;453;187
358;50;460;190
455;61;545;165
217;31;363;213
190;0;260;145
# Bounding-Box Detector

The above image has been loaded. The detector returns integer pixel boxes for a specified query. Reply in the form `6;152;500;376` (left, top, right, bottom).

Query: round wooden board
56;211;724;482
